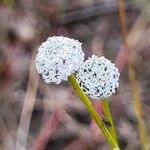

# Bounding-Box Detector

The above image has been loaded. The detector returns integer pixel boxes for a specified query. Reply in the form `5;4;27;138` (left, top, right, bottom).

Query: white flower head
36;36;85;84
76;55;120;99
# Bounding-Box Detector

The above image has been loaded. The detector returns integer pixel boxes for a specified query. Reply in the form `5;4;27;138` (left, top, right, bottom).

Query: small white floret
76;55;120;99
35;36;85;84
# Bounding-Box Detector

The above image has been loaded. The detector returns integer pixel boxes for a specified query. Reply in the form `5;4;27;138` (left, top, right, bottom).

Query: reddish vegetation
0;0;150;150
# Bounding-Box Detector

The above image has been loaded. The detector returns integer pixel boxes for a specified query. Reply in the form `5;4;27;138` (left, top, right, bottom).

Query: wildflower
76;55;120;99
35;36;84;84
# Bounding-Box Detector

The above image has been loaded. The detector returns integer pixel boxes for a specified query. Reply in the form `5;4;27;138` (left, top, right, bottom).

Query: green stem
101;99;118;145
68;74;120;150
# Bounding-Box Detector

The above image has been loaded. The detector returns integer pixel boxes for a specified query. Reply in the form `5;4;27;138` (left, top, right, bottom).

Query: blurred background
0;0;150;150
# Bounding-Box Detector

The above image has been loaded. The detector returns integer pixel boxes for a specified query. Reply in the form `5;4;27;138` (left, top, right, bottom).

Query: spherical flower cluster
76;55;120;99
35;36;84;84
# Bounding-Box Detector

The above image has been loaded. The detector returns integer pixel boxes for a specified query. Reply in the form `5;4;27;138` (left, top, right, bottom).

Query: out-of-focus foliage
0;0;150;150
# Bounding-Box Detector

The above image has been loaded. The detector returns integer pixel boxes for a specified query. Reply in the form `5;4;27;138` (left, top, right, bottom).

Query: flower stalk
101;99;118;144
68;74;120;149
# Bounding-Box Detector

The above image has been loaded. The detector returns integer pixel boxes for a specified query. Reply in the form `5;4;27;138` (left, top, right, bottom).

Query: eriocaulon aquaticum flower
76;55;120;99
35;36;85;84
